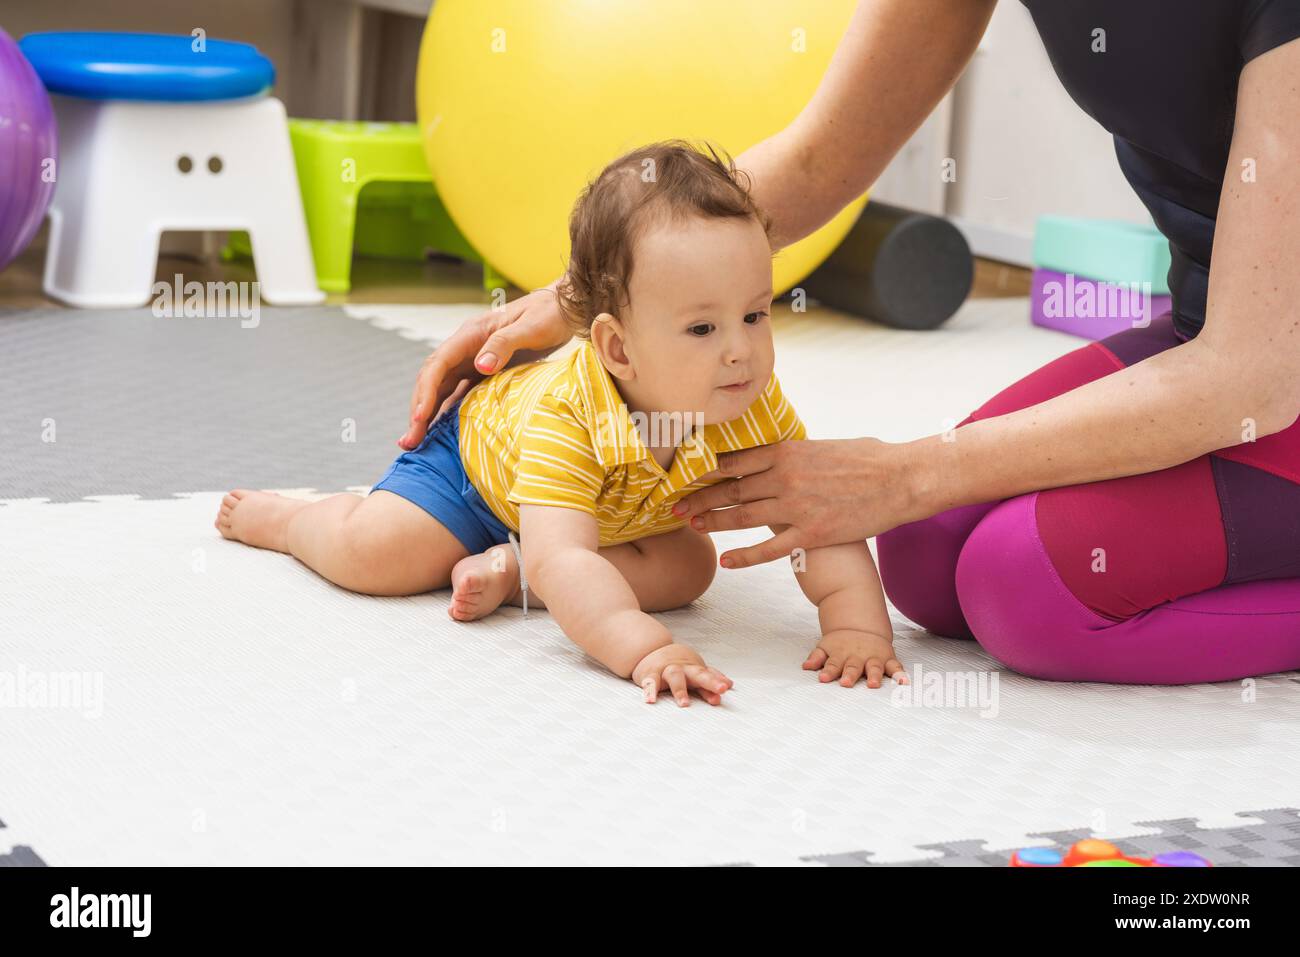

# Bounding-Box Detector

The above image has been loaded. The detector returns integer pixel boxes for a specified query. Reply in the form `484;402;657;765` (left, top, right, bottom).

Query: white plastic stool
18;31;324;308
44;94;324;307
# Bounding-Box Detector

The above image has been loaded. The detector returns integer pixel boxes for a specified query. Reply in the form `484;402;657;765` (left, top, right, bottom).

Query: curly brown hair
555;139;773;338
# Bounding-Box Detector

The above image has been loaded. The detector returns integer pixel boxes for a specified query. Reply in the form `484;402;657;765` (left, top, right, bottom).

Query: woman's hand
398;281;575;450
672;437;921;569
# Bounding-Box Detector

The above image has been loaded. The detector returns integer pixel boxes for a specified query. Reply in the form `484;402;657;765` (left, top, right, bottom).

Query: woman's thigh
1024;442;1300;622
878;316;1178;636
879;312;1300;661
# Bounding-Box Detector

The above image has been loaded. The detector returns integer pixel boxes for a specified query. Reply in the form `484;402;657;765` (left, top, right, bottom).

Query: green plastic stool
225;119;507;294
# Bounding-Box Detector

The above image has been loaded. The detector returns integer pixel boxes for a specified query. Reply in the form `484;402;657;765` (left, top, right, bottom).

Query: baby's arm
519;504;733;705
774;524;907;689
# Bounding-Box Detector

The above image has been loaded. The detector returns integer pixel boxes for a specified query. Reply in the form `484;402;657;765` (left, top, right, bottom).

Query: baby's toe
448;597;479;621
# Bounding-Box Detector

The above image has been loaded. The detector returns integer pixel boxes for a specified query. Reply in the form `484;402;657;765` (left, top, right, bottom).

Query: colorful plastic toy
1011;839;1212;867
415;0;868;295
225;119;505;294
20;32;322;307
0;27;58;273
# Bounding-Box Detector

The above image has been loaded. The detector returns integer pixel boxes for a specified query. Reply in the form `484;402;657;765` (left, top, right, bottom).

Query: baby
216;140;905;706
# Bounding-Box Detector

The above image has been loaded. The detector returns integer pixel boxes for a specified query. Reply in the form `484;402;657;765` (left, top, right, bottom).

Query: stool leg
43;205;162;309
246;213;327;304
245;188;327;305
306;191;359;294
241;99;324;305
42;96;163;308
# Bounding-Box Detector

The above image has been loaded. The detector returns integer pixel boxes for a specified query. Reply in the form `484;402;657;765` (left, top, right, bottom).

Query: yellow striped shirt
457;338;806;547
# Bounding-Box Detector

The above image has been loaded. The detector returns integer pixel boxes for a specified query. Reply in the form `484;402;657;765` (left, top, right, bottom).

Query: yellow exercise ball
416;0;867;296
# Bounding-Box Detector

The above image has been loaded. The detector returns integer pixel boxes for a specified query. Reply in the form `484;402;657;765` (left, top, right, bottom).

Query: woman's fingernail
477;352;498;371
690;517;702;530
720;556;732;568
671;502;685;515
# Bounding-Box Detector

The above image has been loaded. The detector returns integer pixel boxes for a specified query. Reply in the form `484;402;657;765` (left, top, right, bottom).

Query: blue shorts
371;398;514;555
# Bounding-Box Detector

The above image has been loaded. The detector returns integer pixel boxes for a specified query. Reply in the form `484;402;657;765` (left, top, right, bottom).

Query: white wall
798;1;1155;265
942;0;1153;263
1;0;1155;267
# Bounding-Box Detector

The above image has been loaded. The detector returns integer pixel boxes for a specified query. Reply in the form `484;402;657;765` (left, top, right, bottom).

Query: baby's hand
803;629;908;689
631;643;734;707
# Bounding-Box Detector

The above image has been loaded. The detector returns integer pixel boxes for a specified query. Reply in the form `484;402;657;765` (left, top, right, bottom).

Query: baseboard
950;217;1035;268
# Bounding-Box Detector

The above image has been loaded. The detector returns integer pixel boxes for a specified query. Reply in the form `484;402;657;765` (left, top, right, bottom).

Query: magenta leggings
876;312;1300;684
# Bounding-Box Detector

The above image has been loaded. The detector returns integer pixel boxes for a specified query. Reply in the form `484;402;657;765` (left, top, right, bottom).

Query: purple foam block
1030;268;1172;340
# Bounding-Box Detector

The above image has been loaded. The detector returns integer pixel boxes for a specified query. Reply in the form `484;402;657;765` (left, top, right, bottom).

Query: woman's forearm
734;132;825;250
905;337;1284;518
736;0;996;250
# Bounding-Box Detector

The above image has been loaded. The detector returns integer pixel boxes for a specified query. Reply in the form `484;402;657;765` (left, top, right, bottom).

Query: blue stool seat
19;32;275;102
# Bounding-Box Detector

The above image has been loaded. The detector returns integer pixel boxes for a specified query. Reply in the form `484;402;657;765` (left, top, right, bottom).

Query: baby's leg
449;525;716;620
216;489;466;596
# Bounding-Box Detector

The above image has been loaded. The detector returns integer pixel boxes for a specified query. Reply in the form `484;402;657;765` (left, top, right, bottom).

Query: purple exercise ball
0;26;57;273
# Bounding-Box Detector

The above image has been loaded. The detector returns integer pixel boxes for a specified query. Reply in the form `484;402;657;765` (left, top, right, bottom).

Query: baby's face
615;215;775;427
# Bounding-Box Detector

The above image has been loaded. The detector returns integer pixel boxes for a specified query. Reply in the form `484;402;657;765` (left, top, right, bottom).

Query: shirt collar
575;338;754;479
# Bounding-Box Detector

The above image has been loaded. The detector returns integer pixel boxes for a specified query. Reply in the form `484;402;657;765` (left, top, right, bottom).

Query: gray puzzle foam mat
0;817;44;867
798;808;1300;867
0;306;431;502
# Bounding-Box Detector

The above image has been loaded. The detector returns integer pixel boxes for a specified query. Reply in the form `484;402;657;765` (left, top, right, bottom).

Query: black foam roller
800;201;973;330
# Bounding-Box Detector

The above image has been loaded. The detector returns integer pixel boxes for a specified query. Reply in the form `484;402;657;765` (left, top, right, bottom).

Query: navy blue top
1019;0;1300;340
19;32;274;103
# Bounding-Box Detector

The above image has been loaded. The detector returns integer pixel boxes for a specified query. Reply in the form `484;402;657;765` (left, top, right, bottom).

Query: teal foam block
1032;216;1171;294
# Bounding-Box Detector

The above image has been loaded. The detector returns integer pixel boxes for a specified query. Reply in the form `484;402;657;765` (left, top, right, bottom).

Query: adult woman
398;0;1300;684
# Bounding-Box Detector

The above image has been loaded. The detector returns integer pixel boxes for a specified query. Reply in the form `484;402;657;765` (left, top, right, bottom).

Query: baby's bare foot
449;545;521;621
215;489;305;553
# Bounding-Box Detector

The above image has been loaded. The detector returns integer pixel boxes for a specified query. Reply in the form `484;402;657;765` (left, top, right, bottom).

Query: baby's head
557;140;776;427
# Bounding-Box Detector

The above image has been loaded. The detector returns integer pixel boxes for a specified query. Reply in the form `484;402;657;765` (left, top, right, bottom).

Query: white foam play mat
3;300;1299;866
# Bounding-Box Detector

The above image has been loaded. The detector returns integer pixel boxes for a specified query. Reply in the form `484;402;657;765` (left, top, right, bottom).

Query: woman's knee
877;502;994;640
954;493;1122;679
954;490;1300;684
